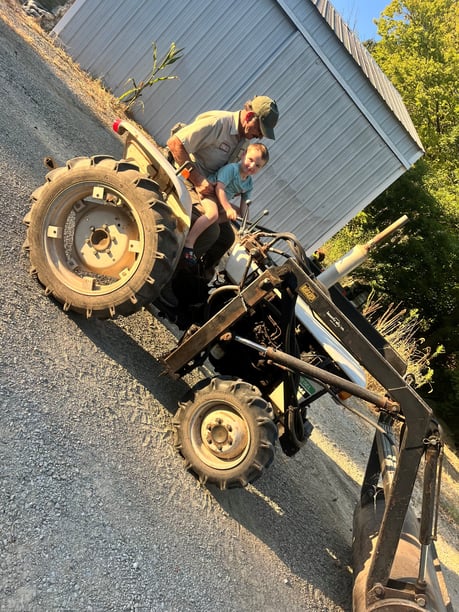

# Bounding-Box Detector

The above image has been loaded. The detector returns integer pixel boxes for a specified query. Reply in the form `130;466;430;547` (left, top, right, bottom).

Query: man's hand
167;135;214;195
196;179;216;198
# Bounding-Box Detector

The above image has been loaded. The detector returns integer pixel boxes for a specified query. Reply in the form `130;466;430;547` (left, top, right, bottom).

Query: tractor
23;119;453;611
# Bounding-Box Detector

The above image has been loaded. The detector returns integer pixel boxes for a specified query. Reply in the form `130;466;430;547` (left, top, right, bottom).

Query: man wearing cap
167;95;279;274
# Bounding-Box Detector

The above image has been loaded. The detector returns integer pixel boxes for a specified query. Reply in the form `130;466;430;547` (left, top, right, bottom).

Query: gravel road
1;4;458;611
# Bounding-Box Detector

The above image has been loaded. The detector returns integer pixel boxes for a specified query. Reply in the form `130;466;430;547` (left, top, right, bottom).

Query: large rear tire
23;156;181;318
173;377;278;490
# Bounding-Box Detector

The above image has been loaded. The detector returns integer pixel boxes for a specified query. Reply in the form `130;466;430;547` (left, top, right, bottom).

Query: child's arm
215;182;237;221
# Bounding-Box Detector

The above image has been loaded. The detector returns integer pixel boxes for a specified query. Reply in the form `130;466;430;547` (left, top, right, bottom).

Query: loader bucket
351;418;452;612
352;495;452;611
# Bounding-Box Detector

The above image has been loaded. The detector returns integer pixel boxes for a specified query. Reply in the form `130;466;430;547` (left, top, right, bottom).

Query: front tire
23;156;181;318
173;377;278;489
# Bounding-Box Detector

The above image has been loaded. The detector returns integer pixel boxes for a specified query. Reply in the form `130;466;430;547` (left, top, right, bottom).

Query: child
181;142;269;264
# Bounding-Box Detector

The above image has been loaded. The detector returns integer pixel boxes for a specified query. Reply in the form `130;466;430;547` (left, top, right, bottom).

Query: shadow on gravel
69;312;192;415
210;441;356;611
68;307;355;609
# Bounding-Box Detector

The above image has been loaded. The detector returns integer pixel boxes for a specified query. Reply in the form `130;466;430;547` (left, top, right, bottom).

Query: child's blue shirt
210;162;252;202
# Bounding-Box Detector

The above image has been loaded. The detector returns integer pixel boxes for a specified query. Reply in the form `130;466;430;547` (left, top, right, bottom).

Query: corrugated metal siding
53;0;423;253
280;0;423;163
253;32;401;243
55;0;296;144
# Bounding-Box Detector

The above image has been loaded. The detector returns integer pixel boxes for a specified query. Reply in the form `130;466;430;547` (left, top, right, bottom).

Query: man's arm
167;135;215;197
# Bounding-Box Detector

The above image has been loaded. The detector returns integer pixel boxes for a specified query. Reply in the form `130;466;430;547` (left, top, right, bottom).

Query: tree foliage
372;0;459;214
326;0;458;436
370;0;459;348
327;165;457;325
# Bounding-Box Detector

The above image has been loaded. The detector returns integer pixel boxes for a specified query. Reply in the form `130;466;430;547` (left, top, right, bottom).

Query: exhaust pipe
317;216;409;289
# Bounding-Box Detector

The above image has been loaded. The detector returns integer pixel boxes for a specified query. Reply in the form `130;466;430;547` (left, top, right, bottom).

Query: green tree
327;1;459;438
327;164;457;327
371;3;459;409
372;0;459;214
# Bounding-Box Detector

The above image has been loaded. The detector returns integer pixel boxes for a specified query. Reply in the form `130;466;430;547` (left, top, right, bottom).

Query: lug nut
415;596;426;608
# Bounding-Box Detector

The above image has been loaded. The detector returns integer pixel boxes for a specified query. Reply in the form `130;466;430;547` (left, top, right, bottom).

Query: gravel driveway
1;4;458;611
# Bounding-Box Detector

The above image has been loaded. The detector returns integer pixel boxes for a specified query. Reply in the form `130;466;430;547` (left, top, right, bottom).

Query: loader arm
291;262;432;564
283;258;450;609
162;258;450;610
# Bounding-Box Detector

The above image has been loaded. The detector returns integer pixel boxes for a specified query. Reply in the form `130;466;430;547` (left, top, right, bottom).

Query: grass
362;291;444;393
2;0;128;130
360;293;459;527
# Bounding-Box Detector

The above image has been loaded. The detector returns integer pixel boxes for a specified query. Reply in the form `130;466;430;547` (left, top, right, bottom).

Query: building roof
309;0;423;150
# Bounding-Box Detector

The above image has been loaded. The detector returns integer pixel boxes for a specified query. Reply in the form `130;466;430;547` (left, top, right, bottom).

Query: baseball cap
251;96;279;139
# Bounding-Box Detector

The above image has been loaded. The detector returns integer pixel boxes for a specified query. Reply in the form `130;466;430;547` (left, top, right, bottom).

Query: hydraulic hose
233;335;398;412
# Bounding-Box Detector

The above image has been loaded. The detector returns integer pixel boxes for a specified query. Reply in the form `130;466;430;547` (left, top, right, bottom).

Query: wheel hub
72;202;141;275
89;227;111;252
200;409;249;461
206;421;233;448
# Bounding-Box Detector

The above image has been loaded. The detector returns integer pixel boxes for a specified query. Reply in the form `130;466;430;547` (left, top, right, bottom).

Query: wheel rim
190;400;251;470
42;182;145;296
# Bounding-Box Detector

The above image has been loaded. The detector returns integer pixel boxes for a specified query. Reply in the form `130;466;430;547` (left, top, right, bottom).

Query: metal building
53;0;423;253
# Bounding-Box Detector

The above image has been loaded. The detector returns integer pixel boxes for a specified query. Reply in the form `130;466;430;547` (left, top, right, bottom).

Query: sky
329;0;390;40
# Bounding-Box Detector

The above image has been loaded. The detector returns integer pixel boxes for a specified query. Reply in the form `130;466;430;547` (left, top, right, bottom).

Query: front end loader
161;250;452;611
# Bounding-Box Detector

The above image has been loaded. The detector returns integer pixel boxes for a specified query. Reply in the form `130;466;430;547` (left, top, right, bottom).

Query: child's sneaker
181;247;198;267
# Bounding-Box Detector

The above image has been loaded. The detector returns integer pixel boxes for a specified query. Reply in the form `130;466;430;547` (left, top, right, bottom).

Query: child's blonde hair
246;142;269;164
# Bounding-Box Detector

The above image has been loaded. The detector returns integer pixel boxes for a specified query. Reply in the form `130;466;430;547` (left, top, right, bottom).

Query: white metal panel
278;0;423;166
53;0;423;253
137;0;295;144
251;33;404;251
